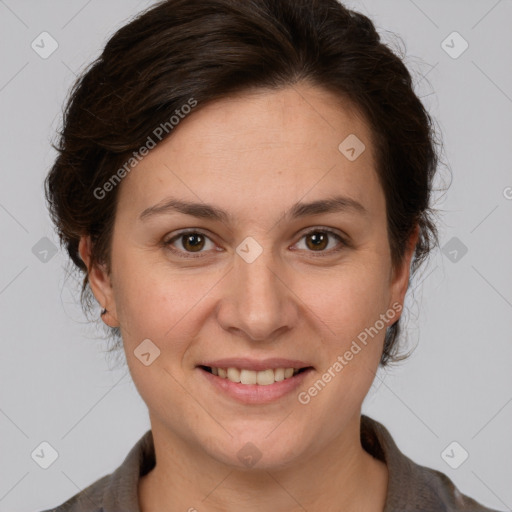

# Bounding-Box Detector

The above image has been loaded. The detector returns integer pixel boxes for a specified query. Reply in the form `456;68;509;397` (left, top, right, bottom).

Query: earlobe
78;236;119;327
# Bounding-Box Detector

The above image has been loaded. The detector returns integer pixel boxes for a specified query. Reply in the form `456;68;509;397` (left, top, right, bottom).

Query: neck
138;413;388;512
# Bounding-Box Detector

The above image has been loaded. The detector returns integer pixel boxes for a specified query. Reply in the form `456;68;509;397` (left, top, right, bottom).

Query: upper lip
198;358;314;371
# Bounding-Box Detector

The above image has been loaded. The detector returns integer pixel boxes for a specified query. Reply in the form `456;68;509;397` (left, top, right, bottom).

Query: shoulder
401;461;503;512
360;415;504;512
37;473;109;512
36;429;154;512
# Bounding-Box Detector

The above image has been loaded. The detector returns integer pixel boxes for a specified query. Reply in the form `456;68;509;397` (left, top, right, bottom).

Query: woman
41;0;503;510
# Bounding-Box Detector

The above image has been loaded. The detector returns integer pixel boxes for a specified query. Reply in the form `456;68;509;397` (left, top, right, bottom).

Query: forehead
115;83;383;224
160;84;373;159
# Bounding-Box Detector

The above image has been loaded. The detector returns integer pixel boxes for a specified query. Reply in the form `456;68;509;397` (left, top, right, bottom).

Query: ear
78;235;119;327
388;224;420;313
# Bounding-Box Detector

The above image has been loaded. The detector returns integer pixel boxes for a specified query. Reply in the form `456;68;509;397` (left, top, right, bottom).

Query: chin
203;431;306;471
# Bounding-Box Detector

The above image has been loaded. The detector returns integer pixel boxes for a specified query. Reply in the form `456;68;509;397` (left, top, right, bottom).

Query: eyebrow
138;195;369;223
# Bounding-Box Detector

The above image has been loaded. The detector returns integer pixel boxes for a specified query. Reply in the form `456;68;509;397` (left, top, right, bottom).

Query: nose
215;244;299;342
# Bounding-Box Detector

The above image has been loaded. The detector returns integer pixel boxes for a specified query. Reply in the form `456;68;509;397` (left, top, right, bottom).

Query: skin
79;82;418;512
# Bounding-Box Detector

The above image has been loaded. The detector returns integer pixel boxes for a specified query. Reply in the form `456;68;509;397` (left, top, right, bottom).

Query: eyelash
163;228;347;259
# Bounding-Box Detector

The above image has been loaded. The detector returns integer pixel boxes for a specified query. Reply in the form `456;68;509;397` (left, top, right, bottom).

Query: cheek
300;266;392;412
300;264;393;407
112;232;393;358
112;250;218;350
110;250;174;343
305;260;392;341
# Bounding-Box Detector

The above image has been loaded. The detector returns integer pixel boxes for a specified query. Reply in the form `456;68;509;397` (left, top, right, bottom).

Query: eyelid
291;227;347;254
163;229;220;258
163;226;347;258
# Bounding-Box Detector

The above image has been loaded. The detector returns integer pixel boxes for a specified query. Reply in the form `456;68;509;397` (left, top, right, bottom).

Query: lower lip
198;367;314;404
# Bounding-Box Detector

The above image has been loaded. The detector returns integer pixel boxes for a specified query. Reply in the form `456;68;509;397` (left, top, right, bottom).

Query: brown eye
305;232;329;251
294;228;346;254
181;233;205;252
164;230;216;257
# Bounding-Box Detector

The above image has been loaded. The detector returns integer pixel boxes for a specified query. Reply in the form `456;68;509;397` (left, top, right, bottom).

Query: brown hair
45;0;442;367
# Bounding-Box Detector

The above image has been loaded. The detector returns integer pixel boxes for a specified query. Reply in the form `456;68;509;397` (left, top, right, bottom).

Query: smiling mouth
199;365;312;386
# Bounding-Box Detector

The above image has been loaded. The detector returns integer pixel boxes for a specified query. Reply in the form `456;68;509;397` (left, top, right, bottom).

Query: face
81;83;416;470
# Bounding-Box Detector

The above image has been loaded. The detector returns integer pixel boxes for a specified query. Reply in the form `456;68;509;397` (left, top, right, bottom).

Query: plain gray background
0;0;511;511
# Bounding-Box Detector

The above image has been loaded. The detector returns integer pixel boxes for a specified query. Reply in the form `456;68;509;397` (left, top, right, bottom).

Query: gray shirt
40;415;503;512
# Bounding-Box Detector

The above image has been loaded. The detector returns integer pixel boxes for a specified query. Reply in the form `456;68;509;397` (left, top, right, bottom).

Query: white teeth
256;369;274;386
227;367;241;382
240;369;257;385
209;366;302;385
274;368;285;381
